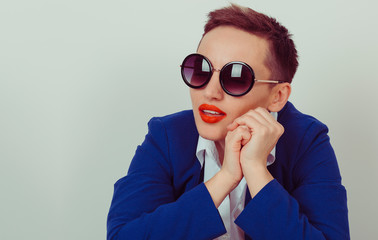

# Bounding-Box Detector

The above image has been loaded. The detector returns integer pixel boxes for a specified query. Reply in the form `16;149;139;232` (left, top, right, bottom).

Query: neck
215;140;225;165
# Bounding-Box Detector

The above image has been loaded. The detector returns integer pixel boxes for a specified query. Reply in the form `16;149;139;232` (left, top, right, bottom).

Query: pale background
1;0;377;239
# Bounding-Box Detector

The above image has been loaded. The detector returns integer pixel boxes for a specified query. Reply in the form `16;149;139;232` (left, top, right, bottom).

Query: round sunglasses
180;53;285;96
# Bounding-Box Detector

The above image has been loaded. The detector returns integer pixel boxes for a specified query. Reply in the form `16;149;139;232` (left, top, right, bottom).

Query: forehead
197;26;271;77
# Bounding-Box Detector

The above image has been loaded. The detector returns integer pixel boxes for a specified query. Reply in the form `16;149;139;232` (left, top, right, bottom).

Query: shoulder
277;102;332;167
148;110;197;137
129;110;198;174
144;110;201;189
146;110;199;151
278;101;328;139
275;103;340;188
149;110;195;128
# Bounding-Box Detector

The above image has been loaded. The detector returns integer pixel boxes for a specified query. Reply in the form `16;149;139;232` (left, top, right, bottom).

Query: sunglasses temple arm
255;79;286;84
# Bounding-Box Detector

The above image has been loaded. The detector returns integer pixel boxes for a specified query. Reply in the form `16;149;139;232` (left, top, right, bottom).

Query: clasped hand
221;107;284;189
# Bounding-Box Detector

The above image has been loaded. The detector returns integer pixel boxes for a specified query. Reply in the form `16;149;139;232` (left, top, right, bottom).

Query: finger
227;109;268;131
227;121;239;131
236;108;283;135
226;126;251;149
233;114;265;133
254;108;284;135
243;109;270;126
254;107;277;125
228;125;252;146
227;108;278;132
239;125;252;146
241;137;250;146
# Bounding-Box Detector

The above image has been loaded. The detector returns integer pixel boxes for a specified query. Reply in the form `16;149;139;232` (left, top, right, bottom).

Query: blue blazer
107;102;349;240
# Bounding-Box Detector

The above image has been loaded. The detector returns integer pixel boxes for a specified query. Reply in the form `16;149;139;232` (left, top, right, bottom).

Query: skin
190;26;291;207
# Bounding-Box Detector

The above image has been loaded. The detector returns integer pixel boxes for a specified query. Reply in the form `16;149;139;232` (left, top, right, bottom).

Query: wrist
217;169;240;191
240;158;267;172
205;170;239;208
241;161;273;198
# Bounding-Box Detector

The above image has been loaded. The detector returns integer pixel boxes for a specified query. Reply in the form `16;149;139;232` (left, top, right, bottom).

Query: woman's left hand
227;107;284;168
227;107;284;197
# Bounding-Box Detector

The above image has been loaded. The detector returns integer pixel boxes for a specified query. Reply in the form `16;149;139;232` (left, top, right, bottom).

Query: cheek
189;89;198;105
228;105;254;121
244;87;271;107
226;92;270;118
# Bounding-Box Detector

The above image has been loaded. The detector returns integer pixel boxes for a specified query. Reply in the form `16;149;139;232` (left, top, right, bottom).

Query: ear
267;83;291;112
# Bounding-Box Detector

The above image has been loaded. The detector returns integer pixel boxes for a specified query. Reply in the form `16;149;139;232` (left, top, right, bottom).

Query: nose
203;70;224;101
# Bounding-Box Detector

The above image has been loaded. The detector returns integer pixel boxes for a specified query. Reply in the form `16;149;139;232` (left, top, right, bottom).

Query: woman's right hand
220;125;252;190
205;125;251;208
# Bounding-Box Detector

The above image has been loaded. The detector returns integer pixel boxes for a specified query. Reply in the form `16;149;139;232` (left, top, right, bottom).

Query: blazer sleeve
107;117;226;240
235;122;350;240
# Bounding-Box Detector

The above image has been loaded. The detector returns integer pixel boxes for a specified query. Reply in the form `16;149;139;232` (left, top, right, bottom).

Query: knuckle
244;110;255;117
268;126;276;134
274;124;284;136
236;126;246;133
277;122;284;131
256;107;266;113
239;114;249;121
260;126;268;135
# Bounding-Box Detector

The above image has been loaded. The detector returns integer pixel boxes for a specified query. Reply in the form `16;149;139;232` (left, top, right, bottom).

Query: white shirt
195;112;277;240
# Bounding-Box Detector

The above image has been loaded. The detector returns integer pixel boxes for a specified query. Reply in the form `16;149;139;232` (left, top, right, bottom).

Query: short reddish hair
203;4;298;83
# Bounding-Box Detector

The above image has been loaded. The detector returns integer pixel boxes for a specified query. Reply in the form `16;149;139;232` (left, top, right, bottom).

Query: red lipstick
198;104;227;123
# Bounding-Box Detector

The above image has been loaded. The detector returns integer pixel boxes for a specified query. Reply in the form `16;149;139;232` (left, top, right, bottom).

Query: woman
107;4;349;240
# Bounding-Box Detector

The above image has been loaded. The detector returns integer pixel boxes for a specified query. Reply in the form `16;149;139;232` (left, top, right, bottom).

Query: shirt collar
196;136;217;169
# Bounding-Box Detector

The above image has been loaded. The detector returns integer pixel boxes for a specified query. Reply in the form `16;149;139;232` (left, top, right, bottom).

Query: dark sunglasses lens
181;55;211;87
221;63;254;95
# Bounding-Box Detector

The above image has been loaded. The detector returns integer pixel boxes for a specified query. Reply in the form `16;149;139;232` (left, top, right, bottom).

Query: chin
196;124;227;142
193;111;228;142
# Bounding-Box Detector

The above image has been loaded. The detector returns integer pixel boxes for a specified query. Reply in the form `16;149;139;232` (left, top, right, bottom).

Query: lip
198;104;227;123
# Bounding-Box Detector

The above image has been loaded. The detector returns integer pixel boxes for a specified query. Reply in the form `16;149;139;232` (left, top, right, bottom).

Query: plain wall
1;0;377;239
